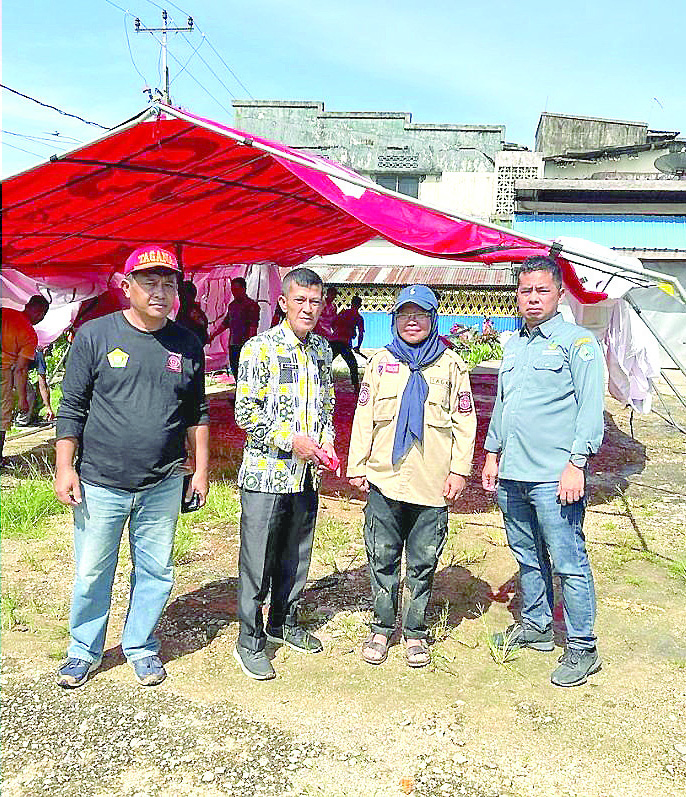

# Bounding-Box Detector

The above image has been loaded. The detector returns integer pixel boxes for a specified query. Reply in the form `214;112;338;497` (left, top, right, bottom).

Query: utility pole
134;10;194;104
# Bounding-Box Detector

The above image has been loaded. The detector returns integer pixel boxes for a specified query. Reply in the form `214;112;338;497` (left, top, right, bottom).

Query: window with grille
329;285;517;316
374;174;420;198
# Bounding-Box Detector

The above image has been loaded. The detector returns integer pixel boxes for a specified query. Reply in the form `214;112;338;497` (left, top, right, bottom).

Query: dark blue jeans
497;479;597;651
363;485;448;640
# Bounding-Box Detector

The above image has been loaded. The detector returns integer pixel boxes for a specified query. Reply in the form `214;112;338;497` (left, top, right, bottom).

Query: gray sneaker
491;622;554;652
267;625;323;654
551;647;601;687
233;644;276;680
131;655;167;686
56;657;101;689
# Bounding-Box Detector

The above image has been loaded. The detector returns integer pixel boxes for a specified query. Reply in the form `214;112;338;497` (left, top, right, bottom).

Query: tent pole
624;293;686;384
156;103;686;304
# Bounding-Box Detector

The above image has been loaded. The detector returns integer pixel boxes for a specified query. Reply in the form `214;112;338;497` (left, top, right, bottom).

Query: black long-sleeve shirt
57;312;209;490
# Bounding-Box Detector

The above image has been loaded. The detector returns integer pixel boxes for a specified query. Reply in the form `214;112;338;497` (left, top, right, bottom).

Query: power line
170;33;206;86
165;46;233;115
0;84;109;129
2;141;46;158
1;130;70;149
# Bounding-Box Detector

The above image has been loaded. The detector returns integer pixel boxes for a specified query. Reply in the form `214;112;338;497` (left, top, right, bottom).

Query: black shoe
267;625;323;654
233;644;275;680
491;622;554;652
550;647;601;687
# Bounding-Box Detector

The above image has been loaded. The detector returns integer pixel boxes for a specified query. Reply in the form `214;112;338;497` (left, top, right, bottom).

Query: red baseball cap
123;245;181;276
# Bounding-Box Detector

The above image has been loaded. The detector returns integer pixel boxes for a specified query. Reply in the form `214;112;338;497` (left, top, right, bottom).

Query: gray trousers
364;484;448;639
237;472;318;652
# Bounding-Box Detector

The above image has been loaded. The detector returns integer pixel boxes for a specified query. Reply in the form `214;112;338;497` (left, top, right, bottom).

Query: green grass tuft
667;558;686;583
1;478;69;539
1;590;25;630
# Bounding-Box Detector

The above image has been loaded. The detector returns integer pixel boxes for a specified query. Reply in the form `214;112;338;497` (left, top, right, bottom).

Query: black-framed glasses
396;311;431;323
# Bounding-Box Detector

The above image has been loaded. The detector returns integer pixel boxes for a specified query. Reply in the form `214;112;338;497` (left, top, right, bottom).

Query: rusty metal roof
281;264;515;288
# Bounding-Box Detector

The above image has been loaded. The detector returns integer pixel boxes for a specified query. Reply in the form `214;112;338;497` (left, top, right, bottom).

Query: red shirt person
210;277;260;380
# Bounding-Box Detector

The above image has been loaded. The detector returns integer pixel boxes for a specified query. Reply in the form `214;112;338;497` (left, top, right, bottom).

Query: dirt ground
2;372;686;797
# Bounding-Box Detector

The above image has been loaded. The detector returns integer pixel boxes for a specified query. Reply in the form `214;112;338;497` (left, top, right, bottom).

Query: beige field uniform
347;347;477;506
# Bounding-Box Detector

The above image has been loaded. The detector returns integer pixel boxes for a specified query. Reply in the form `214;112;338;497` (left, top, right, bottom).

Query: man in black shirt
54;245;210;689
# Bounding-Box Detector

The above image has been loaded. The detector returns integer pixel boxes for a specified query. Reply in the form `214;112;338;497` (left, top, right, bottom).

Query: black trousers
228;345;242;381
330;341;360;389
363;485;448;639
237;472;318;652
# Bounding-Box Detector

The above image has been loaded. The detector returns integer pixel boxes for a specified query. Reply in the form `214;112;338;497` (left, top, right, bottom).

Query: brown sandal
405;638;430;668
361;633;389;665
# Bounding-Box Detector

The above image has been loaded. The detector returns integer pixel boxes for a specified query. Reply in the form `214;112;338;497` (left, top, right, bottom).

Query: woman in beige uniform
347;285;477;667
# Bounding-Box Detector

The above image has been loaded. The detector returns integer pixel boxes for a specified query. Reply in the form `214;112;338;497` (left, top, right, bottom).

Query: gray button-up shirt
484;313;605;482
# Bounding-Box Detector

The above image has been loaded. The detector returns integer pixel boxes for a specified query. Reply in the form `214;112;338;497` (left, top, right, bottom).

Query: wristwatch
570;454;588;468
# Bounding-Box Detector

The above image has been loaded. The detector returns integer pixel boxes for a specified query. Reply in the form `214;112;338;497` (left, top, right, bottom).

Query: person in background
176;280;209;347
347;285;477;668
233;267;336;680
482;316;496;336
15;346;56;426
329;295;365;392
482;255;605;688
1;295;50;463
314;286;338;341
54;245;209;690
209;277;260;381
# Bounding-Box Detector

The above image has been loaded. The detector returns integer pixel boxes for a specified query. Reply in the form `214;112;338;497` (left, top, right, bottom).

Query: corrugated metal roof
281;265;516;288
514;214;686;250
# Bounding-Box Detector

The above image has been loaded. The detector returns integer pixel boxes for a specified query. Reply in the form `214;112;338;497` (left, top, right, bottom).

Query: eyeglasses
396;311;431;323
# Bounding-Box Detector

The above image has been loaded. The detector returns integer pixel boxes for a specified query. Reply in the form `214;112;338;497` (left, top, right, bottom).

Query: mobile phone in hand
181;473;202;513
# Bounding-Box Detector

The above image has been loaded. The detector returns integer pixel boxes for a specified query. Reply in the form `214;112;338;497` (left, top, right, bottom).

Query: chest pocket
374;380;399;422
532;353;566;389
426;383;451;428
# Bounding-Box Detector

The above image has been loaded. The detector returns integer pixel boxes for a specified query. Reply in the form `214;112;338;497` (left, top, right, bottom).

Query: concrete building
512;113;686;287
233;100;521;344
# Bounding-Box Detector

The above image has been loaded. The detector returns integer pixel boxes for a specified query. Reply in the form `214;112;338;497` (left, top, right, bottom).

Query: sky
2;0;685;178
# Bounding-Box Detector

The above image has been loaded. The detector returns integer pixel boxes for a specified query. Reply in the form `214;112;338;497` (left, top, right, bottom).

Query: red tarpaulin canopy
1;104;606;304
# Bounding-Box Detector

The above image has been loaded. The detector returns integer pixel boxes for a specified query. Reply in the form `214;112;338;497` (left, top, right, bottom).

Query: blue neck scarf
385;311;446;465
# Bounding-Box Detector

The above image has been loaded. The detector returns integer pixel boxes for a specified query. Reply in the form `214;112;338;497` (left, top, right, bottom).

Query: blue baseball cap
393;285;438;312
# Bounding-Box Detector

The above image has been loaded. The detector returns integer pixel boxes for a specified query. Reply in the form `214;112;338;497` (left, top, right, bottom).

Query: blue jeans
68;475;183;664
497;479;596;651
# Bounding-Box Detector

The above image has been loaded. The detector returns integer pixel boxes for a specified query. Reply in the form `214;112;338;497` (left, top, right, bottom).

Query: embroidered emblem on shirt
107;348;129;368
385;363;399;373
457;391;473;413
574;337;592;346
578;346;594;361
358;383;370;406
166;353;182;373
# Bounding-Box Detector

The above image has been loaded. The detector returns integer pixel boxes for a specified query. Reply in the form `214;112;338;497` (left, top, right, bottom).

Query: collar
520;312;564;340
279;320;310;348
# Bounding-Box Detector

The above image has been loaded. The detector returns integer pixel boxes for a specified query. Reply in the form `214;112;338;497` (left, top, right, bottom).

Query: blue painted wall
361;313;521;348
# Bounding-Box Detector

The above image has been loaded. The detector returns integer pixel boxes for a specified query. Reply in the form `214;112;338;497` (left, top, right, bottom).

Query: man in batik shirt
233;268;336;680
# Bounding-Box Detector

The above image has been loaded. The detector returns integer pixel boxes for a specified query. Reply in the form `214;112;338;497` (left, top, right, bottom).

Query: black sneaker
233;644;276;680
267;625;323;654
56;657;101;689
550;647;601;687
491;622;554;652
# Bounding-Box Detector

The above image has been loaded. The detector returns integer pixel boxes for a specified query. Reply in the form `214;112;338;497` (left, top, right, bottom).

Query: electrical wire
164;47;233;116
122;9;150;86
2;141;46;158
0;84;108;129
2;129;80;145
1;131;69;150
169;33;206;86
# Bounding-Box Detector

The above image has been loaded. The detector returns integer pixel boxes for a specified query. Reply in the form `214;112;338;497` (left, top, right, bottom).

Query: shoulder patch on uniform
107;348;129;368
574;336;592;346
457;391;473;413
358;383;370;406
578;346;595;361
385;362;399;373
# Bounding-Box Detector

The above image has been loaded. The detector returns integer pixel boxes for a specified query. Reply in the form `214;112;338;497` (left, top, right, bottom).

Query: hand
481;453;499;492
557;463;585;505
18;395;30;414
54;466;82;506
443;473;466;502
292;434;322;464
349;476;369;493
188;470;209;508
45;408;56;421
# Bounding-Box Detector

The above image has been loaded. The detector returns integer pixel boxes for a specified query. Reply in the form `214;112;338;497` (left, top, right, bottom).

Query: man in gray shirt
482;255;605;687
